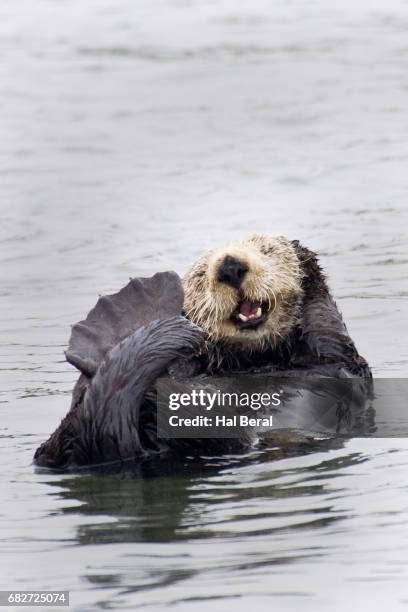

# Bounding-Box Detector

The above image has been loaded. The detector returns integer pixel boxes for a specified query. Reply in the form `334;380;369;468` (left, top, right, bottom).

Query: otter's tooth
256;307;262;318
238;314;248;322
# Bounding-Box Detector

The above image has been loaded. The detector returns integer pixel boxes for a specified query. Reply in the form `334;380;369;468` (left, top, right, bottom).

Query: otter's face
183;234;304;351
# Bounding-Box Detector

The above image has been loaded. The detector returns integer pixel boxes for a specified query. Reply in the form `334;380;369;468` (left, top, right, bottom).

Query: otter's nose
217;256;248;289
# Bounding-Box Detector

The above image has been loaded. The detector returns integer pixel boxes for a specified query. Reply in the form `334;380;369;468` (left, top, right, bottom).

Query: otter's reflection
43;438;353;546
39;428;372;602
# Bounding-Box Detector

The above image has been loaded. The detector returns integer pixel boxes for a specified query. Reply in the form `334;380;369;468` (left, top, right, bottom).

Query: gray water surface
1;0;408;610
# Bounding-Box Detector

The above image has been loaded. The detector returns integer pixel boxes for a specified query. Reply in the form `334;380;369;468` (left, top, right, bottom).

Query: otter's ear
65;271;184;377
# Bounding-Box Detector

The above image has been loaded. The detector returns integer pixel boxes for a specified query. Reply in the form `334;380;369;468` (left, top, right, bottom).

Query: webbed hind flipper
65;271;184;377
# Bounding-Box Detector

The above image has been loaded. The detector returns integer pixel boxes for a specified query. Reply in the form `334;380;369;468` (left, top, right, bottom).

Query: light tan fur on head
183;234;304;353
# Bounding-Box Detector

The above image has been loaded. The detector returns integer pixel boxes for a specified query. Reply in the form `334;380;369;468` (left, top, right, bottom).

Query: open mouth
230;298;269;330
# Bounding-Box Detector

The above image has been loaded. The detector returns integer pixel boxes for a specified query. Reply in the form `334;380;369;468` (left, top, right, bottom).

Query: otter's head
183;234;304;352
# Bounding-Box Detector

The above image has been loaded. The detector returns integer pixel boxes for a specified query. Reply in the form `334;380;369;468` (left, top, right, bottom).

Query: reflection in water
46;437;349;545
43;439;357;596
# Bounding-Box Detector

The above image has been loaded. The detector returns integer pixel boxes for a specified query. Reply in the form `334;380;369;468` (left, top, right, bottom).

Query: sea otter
34;235;371;470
